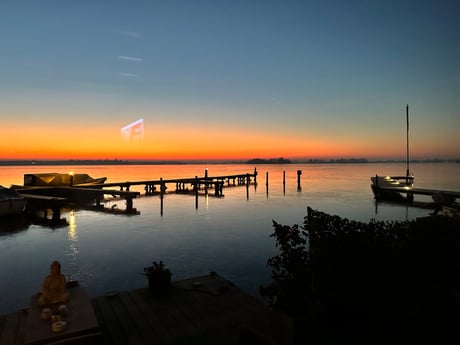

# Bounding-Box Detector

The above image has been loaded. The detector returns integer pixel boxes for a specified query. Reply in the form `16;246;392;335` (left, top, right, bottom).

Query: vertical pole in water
283;171;286;195
160;178;164;216
253;167;258;185
265;171;269;197
204;168;208;195
297;170;302;191
406;104;410;185
195;176;199;209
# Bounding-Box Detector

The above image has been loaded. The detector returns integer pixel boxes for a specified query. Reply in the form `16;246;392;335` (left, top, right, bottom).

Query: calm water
1;163;459;313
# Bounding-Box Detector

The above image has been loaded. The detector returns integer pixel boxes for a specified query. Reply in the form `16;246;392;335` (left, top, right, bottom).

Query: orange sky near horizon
2;120;447;161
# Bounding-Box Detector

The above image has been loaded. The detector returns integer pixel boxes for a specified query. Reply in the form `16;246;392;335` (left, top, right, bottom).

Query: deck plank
0;312;19;345
14;309;28;345
138;288;203;343
127;289;175;345
117;292;159;344
93;296;125;345
106;294;144;345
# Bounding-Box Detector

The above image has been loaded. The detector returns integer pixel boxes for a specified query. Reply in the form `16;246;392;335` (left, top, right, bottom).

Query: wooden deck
0;274;292;345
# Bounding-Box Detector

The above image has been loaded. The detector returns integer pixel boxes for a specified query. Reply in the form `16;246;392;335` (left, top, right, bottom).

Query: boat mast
406;104;410;182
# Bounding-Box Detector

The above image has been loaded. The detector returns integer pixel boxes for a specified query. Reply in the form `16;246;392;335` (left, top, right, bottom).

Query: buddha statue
38;261;70;306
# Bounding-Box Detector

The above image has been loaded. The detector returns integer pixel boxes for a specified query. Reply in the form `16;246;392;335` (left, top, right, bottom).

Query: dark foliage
261;207;460;344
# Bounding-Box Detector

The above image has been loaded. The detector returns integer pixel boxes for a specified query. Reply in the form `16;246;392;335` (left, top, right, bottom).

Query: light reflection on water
0;163;459;313
65;211;80;283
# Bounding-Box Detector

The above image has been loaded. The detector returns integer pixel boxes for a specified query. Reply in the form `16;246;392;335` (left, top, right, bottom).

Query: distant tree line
246;157;292;164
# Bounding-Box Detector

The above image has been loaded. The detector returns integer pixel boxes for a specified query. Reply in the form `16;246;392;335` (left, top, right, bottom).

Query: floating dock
0;273;292;345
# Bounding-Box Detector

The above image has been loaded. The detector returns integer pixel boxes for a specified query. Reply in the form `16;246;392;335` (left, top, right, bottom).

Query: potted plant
143;261;172;296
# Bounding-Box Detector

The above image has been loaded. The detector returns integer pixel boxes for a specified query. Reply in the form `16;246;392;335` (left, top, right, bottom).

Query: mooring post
204;168;209;194
253;167;258;185
266;171;269;197
195;176;199;209
283;171;286;195
297;170;302;191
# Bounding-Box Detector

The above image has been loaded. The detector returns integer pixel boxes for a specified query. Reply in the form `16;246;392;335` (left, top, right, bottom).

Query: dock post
195;176;199;209
283;171;286;195
266;172;269;197
297;170;302;191
204;168;209;194
254;167;258;185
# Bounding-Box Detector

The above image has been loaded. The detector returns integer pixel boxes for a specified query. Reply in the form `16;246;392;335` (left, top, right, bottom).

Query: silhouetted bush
261;207;460;344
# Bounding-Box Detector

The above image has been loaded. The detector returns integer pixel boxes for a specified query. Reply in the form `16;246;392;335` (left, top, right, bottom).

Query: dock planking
1;273;292;345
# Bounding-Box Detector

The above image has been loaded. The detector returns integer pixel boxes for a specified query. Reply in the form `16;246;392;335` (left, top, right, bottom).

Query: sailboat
371;105;414;200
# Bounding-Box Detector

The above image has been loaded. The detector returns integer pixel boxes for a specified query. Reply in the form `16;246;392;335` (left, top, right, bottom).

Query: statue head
50;261;61;275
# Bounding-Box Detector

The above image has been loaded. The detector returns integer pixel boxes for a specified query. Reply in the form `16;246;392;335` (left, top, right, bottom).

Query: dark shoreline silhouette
0;158;458;166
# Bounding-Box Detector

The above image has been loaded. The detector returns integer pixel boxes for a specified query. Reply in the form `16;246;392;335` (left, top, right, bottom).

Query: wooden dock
12;170;258;218
88;169;259;197
374;186;460;203
0;273;292;345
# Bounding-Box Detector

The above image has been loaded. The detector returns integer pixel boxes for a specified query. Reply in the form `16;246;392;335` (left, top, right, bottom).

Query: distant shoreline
0;158;458;166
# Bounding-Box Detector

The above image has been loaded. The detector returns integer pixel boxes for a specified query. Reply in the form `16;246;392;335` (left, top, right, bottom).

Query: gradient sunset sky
1;0;459;161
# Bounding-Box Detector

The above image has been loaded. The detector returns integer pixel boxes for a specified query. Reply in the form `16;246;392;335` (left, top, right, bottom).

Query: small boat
371;105;414;200
23;173;107;187
371;175;414;199
0;185;27;217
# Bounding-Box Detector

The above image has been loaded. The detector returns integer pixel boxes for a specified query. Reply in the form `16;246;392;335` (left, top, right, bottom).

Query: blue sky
1;0;459;160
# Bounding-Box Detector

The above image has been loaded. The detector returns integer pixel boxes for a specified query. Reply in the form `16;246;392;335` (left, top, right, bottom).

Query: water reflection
66;210;80;282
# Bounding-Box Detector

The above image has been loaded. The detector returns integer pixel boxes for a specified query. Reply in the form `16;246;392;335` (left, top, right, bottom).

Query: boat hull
370;175;414;200
0;187;27;217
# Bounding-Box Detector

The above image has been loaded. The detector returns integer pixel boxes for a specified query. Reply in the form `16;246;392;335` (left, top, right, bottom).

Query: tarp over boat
24;173;107;187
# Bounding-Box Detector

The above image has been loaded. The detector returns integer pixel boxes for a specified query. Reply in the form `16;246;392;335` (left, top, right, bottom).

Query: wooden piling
283;171;286;195
297;170;302;191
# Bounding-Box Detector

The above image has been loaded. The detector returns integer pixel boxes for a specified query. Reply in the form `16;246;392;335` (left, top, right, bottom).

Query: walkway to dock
0;273;292;345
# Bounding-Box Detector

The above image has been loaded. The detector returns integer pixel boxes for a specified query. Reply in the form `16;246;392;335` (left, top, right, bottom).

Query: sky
1;0;459;161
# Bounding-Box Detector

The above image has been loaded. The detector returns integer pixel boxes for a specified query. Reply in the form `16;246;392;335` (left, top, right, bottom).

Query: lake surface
1;162;459;313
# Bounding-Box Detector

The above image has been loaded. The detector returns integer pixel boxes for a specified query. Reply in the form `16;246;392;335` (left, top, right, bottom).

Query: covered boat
24;173;106;187
0;185;27;217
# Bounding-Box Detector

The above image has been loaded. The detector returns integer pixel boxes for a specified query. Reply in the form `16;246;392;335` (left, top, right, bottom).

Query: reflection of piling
297;170;302;191
160;195;164;216
245;173;250;200
265;172;269;197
